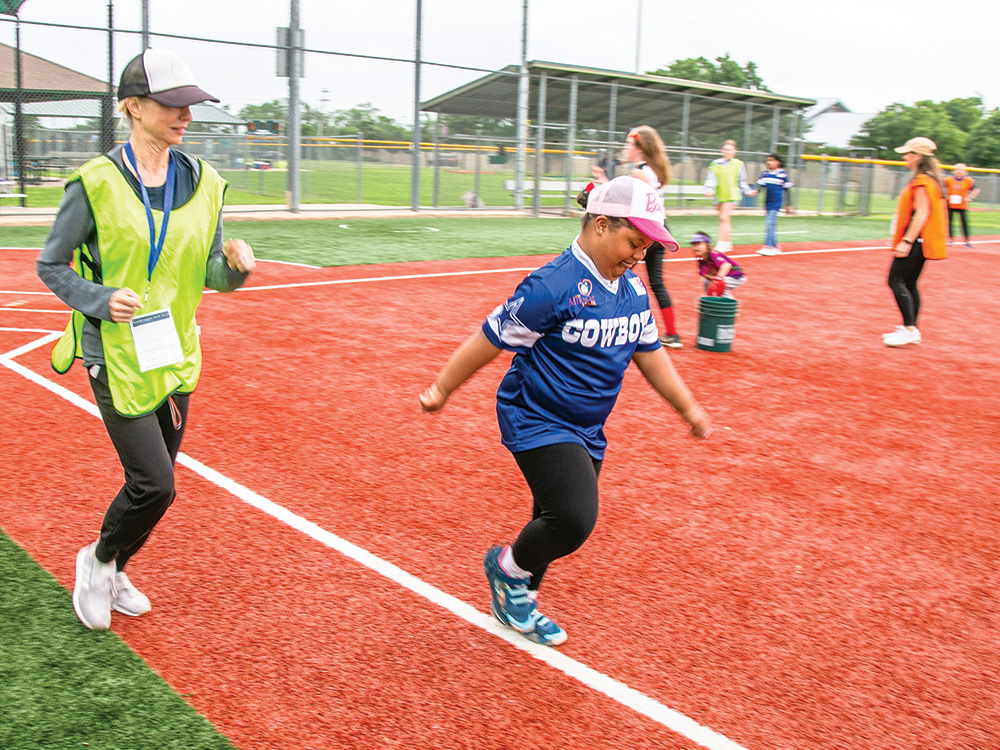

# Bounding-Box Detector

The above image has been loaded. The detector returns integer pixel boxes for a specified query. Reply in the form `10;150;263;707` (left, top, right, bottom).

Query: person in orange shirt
883;137;948;348
944;163;980;247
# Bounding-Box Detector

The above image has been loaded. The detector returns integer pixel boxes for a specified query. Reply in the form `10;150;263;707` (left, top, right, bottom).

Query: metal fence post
564;75;578;214
432;115;440;208
356;131;363;202
474;127;482;202
533;71;547;216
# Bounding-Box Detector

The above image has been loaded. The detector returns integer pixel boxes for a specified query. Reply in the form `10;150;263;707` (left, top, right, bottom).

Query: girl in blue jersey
420;176;712;647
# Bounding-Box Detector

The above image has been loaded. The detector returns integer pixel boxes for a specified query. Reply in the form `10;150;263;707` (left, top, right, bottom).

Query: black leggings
89;368;189;570
645;242;673;309
888;240;926;327
948;207;969;240
511;443;603;591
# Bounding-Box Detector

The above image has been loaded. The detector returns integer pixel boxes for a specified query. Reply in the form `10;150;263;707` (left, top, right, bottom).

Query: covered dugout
421;61;815;213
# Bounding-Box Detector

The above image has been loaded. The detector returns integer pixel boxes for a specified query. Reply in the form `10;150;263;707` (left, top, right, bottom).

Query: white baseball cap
118;49;219;107
585;176;679;251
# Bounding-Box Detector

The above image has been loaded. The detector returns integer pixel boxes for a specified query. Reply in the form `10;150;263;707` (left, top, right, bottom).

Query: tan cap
894;137;936;156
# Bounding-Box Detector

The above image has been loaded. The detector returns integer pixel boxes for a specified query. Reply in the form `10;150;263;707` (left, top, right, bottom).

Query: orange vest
944;175;975;210
894;174;948;260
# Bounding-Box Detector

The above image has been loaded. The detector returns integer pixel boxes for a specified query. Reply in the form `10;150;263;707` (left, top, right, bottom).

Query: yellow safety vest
51;154;226;416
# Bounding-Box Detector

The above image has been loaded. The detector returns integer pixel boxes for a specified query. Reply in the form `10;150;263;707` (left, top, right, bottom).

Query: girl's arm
419;329;503;412
895;186;930;257
715;261;733;278
632;348;712;438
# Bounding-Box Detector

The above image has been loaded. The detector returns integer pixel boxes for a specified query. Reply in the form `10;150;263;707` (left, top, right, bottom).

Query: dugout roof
422;61;815;136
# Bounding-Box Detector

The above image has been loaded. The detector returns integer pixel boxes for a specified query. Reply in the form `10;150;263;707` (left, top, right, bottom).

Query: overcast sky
3;0;997;123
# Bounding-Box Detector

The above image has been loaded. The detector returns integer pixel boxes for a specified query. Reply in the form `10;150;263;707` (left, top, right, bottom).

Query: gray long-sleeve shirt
36;146;247;367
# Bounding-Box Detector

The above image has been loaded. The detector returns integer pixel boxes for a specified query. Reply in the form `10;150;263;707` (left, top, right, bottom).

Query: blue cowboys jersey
482;240;661;459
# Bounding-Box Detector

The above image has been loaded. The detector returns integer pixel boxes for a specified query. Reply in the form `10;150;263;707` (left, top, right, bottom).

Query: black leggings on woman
644;242;673;309
511;443;603;591
888;239;926;327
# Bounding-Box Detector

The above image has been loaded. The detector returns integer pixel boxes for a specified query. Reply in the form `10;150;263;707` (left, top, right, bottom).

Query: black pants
644;242;673;309
89;367;188;570
511;443;602;591
948;207;969;240
888;240;926;328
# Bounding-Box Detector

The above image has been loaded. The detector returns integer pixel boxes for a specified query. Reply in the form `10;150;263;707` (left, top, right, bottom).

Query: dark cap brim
148;86;220;108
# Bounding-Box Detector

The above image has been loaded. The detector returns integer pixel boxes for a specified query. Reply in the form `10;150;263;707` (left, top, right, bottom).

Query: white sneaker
756;246;781;256
73;541;116;630
883;327;921;347
112;571;151;616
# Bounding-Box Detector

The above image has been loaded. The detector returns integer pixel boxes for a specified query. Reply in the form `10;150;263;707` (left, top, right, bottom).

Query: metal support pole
513;0;528;210
356;131;363;202
564;75;578;214
410;0;422;211
532;71;547;216
678;93;690;210
474;127;482;200
743;103;753;153
100;2;116;156
607;83;617;153
141;0;149;49
817;157;826;214
13;12;25;205
770;106;780;152
432;115;440;208
286;0;301;212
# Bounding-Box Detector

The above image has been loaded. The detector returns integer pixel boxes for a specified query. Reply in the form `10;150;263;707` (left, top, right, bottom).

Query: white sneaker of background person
883;326;921;347
73;541;116;630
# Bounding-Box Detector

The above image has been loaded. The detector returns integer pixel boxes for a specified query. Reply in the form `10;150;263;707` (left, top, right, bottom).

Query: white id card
130;308;183;372
949;194;964;205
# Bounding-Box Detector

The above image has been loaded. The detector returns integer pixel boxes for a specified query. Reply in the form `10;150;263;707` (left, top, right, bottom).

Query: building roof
0;42;108;101
422;61;815;136
803;111;875;148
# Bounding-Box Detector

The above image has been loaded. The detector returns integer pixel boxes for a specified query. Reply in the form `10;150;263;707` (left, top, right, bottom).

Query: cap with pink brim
585;176;679;251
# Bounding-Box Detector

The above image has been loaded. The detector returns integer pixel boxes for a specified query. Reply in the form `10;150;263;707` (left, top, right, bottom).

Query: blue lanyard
123;142;175;285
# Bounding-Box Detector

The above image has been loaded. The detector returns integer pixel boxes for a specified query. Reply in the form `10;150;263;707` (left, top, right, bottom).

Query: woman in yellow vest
884;137;948;348
703;139;757;253
36;49;256;630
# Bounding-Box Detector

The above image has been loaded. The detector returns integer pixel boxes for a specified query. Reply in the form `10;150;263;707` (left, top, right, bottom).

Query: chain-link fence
3;8;999;216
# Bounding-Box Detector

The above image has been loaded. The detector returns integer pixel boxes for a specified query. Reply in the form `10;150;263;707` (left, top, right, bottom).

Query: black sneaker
659;334;682;349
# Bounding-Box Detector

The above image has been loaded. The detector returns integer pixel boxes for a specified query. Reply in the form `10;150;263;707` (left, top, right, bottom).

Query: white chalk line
1;336;749;750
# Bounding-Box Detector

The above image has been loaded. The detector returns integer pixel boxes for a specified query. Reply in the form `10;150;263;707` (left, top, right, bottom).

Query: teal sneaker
483;546;534;633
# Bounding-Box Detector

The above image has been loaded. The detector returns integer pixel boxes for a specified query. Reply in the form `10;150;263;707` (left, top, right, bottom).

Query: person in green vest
703;139;757;253
36;49;256;631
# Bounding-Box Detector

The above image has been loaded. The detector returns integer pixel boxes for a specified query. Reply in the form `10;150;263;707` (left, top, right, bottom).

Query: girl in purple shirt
691;231;746;298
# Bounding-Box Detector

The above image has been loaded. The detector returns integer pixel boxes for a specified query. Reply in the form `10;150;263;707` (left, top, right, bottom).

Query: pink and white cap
585;176;679;251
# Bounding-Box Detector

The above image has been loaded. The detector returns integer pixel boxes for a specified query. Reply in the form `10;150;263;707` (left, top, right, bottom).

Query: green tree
850;102;967;163
650;55;769;91
940;96;984;133
964;108;1000;168
329;103;410;141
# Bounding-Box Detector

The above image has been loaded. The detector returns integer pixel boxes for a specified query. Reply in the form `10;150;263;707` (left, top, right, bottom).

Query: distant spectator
944;163;980;247
755;153;793;256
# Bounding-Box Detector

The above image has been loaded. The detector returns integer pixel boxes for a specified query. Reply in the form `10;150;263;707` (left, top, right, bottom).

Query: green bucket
696;296;739;352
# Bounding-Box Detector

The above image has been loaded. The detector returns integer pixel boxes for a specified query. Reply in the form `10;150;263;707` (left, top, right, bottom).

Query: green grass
0;531;235;750
8;212;999;268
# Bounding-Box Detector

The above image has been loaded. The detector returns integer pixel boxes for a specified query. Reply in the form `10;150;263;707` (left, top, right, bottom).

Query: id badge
949;194;963;205
130;308;183;372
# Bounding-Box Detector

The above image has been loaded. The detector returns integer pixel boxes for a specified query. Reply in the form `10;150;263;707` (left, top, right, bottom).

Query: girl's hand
893;241;912;258
684;406;713;439
224;238;256;273
591;166;608;183
419;383;448;413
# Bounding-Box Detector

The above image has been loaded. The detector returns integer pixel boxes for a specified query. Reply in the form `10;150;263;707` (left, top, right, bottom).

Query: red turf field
2;238;999;750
